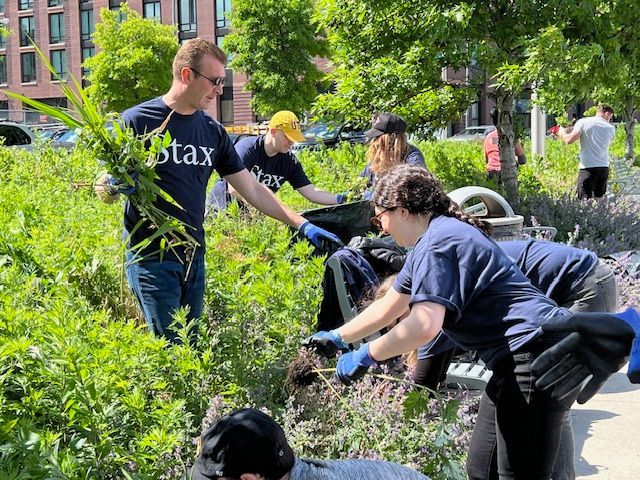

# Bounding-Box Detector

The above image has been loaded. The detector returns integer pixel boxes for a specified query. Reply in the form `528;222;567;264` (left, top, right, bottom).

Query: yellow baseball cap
269;110;306;142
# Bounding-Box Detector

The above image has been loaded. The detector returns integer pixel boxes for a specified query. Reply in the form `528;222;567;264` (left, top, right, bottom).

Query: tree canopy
223;0;329;117
84;4;179;113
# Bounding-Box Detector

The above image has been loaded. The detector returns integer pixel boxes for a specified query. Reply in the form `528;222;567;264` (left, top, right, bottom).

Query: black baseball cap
190;408;295;480
364;112;408;138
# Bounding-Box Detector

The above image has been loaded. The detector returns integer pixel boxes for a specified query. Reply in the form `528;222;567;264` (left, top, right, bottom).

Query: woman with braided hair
305;164;623;479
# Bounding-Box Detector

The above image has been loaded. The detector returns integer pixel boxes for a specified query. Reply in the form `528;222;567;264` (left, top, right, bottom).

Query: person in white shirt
559;105;615;199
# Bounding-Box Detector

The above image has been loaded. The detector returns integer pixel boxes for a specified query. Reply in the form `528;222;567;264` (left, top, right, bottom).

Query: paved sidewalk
573;366;640;479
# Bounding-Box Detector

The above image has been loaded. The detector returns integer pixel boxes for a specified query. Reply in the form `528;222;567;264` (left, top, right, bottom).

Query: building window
178;0;197;36
18;0;33;10
49;13;65;44
48;0;62;6
81;47;94;75
0;0;5;14
0;33;6;49
20;16;35;47
0;55;6;84
216;0;231;29
21;52;36;83
81;46;94;87
143;1;161;22
80;9;94;41
109;0;121;9
219;70;234;124
50;49;67;80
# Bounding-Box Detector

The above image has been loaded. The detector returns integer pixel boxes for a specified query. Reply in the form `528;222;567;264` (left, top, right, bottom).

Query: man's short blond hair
172;38;227;79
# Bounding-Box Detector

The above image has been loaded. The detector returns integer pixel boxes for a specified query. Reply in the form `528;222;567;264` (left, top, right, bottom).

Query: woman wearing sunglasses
307;164;628;479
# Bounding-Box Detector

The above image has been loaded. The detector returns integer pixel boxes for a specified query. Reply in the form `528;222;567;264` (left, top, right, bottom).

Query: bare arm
296;184;340;205
559;126;581;145
368;301;445;361
337;287;412;342
515;141;525;157
224;169;306;228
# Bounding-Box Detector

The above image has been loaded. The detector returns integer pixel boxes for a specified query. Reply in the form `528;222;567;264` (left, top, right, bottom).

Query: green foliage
84;3;178;112
4;133;640;477
223;0;328;116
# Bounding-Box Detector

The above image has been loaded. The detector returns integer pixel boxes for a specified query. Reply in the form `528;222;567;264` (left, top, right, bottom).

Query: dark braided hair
372;165;493;236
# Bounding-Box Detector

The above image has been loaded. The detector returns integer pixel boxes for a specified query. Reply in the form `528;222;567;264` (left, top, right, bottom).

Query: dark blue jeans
467;336;579;480
125;250;205;344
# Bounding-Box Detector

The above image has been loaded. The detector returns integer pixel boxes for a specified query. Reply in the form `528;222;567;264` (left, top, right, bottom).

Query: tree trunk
623;94;636;164
494;90;520;212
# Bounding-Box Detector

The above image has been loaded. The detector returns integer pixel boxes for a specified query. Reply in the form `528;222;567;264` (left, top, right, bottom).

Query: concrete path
573;367;640;479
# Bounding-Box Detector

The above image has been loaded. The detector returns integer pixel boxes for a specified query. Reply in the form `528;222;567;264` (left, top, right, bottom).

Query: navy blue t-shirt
360;145;426;186
235;135;311;192
499;240;598;303
417;239;597;360
393;216;570;369
122;97;245;257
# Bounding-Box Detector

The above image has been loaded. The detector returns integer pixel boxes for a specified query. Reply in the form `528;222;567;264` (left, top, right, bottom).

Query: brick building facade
0;0;256;124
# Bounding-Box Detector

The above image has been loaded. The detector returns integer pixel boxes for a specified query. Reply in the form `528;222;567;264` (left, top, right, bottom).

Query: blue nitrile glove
532;310;636;404
106;171;139;196
336;193;348;204
303;330;349;357
298;220;344;251
336;342;376;385
362;190;373;201
615;307;640;383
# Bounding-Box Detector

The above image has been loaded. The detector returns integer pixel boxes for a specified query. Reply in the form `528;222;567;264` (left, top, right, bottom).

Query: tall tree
84;4;178;112
223;0;329;117
317;1;607;209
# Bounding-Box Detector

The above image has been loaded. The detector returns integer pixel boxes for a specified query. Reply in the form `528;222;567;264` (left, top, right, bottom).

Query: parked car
51;128;80;149
0;122;36;150
292;122;366;152
228;133;257;145
446;125;496;141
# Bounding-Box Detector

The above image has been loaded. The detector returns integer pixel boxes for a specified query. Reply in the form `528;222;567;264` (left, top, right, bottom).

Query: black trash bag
301;201;375;246
291;201;376;256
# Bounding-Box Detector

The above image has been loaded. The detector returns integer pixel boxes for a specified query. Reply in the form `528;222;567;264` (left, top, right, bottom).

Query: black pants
466;337;578;480
577;167;609;199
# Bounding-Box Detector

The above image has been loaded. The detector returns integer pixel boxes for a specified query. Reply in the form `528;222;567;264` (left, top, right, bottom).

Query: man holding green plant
99;38;342;343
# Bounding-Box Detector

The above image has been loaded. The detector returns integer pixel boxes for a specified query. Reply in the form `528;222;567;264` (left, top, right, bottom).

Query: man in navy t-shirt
96;39;342;343
207;111;345;212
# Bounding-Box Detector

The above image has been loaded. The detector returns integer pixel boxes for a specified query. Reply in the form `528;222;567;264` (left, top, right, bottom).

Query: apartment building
0;0;255;124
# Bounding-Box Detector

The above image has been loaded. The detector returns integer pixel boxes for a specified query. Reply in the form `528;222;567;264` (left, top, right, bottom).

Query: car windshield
57;129;79;143
303;123;338;139
461;127;487;135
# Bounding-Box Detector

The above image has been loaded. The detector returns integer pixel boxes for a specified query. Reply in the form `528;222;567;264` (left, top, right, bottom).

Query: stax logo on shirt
155;138;216;166
250;165;285;189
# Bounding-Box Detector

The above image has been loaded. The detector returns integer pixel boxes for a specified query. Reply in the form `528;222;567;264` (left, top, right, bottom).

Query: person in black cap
190;408;429;480
360;112;426;187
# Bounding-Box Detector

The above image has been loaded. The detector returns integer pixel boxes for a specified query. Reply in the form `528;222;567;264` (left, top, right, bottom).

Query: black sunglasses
190;67;227;87
370;207;395;230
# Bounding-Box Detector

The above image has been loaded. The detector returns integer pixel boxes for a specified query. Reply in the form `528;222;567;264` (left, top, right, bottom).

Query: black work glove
303;330;350;357
531;310;638;404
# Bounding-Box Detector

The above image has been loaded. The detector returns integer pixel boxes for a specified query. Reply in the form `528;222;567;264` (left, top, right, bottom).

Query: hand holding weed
304;330;349;357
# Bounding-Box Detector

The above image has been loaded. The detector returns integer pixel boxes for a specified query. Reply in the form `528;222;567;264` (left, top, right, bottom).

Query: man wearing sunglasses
207;110;345;213
97;38;342;343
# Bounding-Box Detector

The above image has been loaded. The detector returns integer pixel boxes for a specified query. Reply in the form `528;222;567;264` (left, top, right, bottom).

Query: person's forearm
251;184;306;228
299;186;340;205
337;292;410;343
368;314;440;361
227;170;306;228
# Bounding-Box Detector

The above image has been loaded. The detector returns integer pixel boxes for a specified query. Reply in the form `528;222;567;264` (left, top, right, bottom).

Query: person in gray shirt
190;408;429;480
559;105;615;199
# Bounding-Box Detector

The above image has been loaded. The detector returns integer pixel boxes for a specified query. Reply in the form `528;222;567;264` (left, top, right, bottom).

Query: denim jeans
467;336;579;480
125;250;205;344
